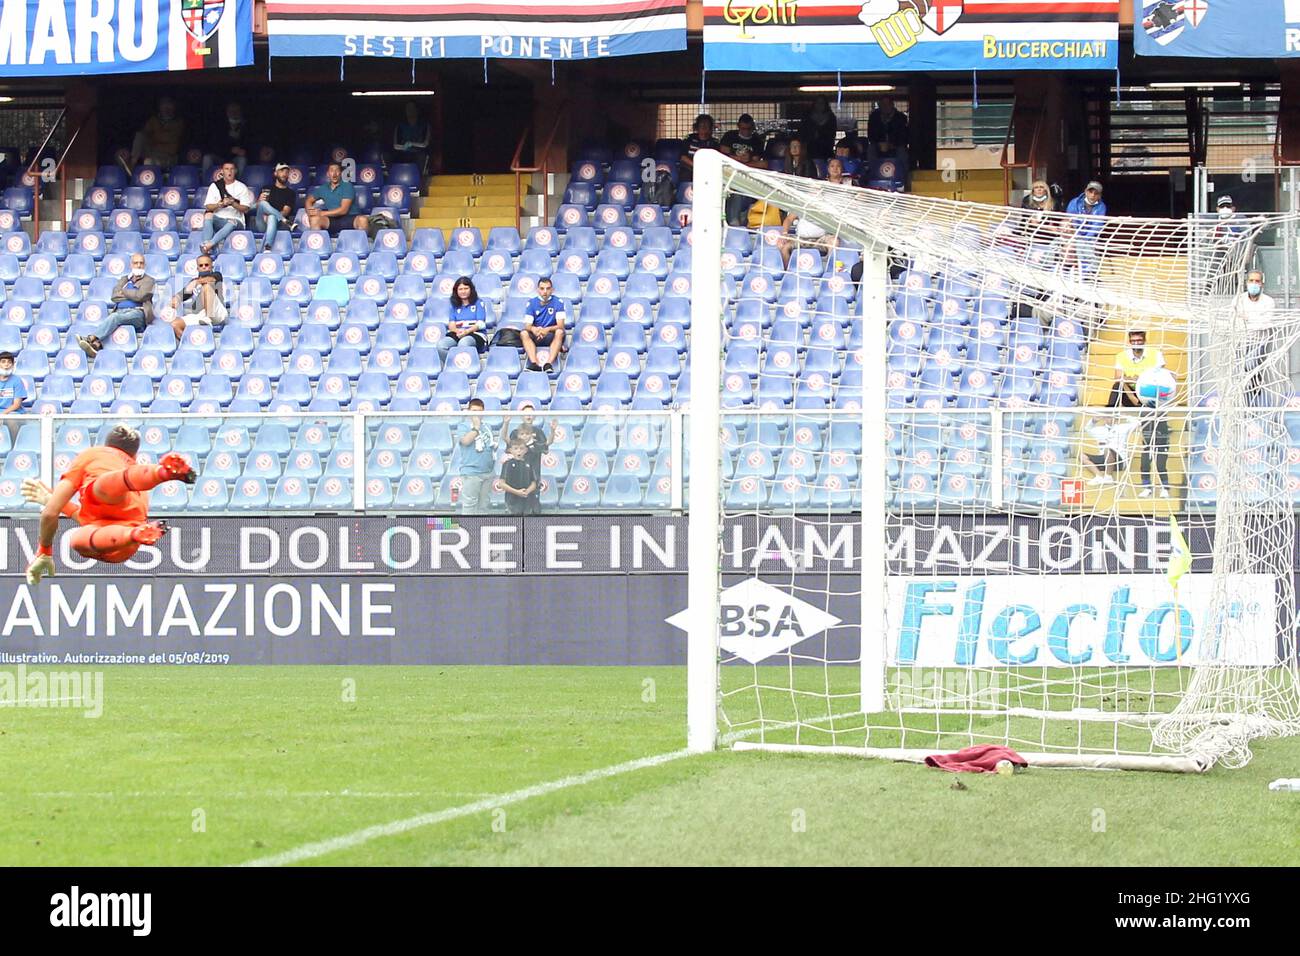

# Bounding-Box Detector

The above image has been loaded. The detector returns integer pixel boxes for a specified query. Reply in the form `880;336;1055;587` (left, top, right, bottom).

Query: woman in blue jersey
438;276;488;361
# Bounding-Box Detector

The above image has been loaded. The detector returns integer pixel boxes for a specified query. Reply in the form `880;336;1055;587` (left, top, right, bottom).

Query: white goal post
687;147;1300;771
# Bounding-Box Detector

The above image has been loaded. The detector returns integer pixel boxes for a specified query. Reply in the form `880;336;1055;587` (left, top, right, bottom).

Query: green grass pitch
1;665;1297;866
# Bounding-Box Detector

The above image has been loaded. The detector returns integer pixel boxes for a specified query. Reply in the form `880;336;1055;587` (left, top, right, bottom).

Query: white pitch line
238;748;693;867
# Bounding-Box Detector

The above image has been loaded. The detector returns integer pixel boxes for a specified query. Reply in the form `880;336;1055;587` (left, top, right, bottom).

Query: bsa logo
665;579;840;665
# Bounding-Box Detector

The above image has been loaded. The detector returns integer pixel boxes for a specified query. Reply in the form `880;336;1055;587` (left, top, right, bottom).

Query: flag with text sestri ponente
0;0;253;76
703;0;1118;72
266;0;688;60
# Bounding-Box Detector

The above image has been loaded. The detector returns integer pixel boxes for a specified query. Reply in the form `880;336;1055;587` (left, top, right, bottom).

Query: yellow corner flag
1167;515;1193;595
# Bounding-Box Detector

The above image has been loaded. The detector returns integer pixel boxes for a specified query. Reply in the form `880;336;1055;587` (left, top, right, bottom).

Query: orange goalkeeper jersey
61;446;148;525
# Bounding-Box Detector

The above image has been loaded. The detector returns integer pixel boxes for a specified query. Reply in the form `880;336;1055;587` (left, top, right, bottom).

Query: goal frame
686;149;890;753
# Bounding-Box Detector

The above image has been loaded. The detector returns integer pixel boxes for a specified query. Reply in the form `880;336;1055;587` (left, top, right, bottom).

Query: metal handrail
510;103;568;233
999;97;1043;206
26;108;91;237
25;108;66;236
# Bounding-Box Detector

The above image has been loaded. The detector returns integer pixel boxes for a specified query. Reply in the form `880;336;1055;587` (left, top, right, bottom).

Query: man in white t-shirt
200;160;254;255
1082;414;1139;486
1236;269;1280;405
777;209;835;269
1236;268;1275;331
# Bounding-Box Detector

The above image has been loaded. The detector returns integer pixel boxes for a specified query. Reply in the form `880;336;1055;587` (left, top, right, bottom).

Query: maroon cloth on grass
924;744;1028;773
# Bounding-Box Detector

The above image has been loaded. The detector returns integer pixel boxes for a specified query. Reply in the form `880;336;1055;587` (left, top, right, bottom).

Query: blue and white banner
0;0;253;76
266;0;688;60
704;0;1119;73
1135;0;1300;57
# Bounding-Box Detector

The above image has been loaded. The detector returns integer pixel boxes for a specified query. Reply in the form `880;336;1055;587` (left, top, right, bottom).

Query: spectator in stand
826;157;851;185
777;208;836;269
799;96;838;161
1081;414;1138;488
504;402;552;489
1108;328;1172;499
785;136;820;180
127;97;185;171
1214;194;1250;238
456;398;498;515
306;161;367;235
199;161;253;255
520;277;567;373
1021;179;1053;212
393;101;433;174
720;113;768;226
169;253;226;341
679;114;721;183
499;438;539;516
0;351;27;444
1066;180;1107;218
253;163;297;253
76;253;155;360
1065;180;1107;275
204;101;250;174
866;95;910;183
1238;269;1278;406
437;277;488;361
1017;178;1061;249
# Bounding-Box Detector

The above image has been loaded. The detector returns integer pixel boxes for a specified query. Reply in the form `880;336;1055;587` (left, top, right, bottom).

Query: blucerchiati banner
266;0;688;60
703;0;1119;73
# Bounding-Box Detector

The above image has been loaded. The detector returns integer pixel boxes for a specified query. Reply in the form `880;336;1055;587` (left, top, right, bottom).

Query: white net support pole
860;244;889;715
686;148;724;754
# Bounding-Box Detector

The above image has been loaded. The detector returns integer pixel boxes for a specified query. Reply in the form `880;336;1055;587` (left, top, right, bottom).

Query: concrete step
413;205;518;222
426;173;515;188
409;218;519;236
425;182;518;199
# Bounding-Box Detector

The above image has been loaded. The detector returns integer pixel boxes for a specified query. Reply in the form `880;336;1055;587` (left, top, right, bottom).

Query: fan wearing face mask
1213;194;1250;239
0;350;27;445
77;254;155;361
1237;269;1278;407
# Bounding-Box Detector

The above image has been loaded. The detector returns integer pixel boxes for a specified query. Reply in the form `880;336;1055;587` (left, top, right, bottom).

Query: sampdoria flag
171;0;252;71
1167;515;1193;594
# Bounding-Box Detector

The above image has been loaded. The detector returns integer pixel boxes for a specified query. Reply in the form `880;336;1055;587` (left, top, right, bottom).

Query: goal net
685;149;1300;772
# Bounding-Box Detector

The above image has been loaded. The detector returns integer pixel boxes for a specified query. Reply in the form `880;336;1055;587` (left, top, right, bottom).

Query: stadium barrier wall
0;513;1291;666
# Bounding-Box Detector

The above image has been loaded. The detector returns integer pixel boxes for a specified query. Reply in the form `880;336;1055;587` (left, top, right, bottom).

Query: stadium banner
1135;0;1300;57
0;514;1284;665
265;0;688;60
886;574;1277;667
702;0;1120;73
0;0;254;76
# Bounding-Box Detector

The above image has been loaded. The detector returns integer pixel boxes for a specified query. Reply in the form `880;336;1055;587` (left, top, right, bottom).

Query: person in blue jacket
1065;180;1107;275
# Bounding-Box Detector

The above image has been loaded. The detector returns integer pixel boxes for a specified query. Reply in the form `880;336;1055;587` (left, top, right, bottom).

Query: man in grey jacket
77;253;155;359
